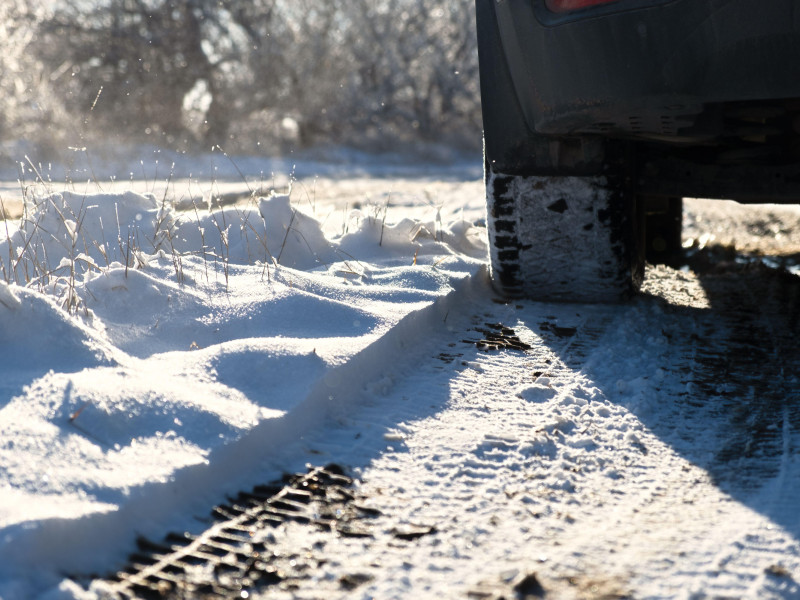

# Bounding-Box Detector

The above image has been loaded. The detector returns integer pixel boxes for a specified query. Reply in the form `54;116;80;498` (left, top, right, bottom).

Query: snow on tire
486;167;643;302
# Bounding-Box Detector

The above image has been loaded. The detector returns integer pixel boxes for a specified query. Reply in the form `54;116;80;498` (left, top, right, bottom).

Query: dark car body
479;0;800;204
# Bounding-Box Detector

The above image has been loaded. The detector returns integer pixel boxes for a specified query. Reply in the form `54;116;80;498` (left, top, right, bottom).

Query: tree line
0;0;481;159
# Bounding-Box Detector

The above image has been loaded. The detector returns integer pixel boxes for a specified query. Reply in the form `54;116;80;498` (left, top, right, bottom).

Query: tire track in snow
712;270;800;494
550;262;800;599
652;264;800;599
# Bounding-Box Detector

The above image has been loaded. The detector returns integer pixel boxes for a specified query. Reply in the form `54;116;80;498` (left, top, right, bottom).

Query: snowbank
0;186;487;598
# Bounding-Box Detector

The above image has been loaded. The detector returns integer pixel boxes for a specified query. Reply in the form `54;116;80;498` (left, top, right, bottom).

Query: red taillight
545;0;621;13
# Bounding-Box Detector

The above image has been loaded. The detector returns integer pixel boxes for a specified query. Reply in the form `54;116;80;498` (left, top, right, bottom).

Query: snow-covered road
192;257;800;600
93;255;800;600
1;161;800;599
332;260;800;600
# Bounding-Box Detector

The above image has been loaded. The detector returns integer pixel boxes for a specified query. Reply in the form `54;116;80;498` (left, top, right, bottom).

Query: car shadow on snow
549;251;800;538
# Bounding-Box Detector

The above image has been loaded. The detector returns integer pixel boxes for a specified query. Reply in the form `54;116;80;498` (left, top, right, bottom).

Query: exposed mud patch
464;323;533;352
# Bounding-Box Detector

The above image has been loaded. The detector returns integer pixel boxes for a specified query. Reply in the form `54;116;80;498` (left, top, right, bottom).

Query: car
476;0;800;301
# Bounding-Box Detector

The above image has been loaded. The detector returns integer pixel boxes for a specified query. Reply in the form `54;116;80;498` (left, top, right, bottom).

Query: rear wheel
486;162;644;302
643;195;683;267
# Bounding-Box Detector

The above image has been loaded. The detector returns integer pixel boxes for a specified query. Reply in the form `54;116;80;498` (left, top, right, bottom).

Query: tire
643;195;683;267
486;165;644;302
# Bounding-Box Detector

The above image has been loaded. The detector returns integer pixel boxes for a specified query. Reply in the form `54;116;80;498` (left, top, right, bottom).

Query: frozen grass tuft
0;160;345;315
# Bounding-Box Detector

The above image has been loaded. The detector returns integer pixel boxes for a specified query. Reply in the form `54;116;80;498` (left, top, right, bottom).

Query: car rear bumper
493;0;800;139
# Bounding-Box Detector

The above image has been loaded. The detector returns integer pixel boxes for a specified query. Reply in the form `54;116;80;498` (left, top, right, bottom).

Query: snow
0;160;486;598
0;152;799;599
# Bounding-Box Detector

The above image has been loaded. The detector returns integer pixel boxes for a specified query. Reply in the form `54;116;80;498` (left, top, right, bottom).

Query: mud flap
486;168;643;302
